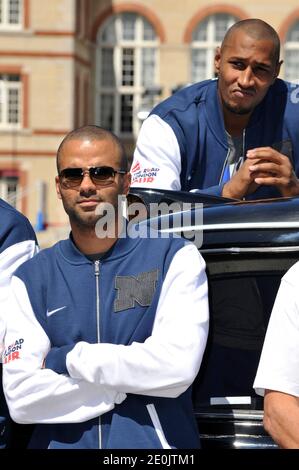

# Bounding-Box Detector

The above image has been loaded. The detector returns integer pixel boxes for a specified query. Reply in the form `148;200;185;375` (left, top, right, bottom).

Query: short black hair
221;19;280;64
56;125;128;172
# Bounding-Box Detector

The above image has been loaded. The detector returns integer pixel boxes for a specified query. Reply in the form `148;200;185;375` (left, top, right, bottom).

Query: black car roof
131;189;299;251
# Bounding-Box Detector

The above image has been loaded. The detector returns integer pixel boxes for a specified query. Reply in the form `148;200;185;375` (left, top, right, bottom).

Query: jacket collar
205;80;228;148
58;220;142;265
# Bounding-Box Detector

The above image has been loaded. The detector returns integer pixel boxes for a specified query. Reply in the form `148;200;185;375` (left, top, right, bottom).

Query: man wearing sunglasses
2;125;209;449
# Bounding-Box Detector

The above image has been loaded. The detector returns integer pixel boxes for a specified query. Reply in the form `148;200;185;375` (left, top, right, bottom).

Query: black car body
129;188;299;449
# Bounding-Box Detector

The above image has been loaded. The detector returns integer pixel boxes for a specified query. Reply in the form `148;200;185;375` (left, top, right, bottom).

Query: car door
193;249;299;448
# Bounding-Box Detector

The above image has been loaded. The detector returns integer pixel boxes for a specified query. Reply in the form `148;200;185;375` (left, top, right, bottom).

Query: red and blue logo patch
2;338;24;364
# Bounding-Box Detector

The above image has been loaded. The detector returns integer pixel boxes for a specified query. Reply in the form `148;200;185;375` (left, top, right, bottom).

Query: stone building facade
0;0;298;245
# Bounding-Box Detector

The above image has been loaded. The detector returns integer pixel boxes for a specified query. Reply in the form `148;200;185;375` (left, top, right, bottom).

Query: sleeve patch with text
131;165;160;184
2;338;24;364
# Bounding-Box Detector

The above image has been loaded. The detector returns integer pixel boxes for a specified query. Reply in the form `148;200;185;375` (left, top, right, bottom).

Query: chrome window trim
200;246;299;254
196;410;264;420
159;221;299;233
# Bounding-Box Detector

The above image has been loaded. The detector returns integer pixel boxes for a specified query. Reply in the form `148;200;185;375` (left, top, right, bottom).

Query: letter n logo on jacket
114;270;159;312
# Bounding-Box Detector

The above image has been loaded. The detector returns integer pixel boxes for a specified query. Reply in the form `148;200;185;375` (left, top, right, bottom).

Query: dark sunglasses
58;166;127;188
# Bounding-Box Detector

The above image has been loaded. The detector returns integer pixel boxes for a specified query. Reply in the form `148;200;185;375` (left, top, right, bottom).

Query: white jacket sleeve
131;115;182;190
2;276;126;424
0;240;38;353
67;244;209;398
254;268;299;398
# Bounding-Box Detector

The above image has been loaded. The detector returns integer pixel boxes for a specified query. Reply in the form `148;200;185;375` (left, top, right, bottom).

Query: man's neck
70;217;123;255
222;106;252;137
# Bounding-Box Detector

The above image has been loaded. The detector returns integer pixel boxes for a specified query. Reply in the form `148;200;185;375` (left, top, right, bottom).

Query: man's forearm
264;390;299;448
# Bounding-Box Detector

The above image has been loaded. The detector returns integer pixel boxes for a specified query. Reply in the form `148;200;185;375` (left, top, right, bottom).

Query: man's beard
66;206;101;229
223;99;253;116
63;200;120;232
61;199;103;230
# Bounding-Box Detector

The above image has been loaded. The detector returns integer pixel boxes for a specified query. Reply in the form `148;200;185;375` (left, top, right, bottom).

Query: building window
0;0;22;29
284;20;299;82
191;13;238;82
96;12;159;137
0;74;22;128
0;171;19;208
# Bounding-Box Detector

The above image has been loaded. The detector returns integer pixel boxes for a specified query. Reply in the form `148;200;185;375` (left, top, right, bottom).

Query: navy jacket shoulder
0;198;37;253
150;79;212;117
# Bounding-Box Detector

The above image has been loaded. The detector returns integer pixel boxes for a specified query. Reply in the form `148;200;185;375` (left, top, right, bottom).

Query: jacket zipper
219;148;230;184
242;128;246;157
242;129;246;200
146;403;171;449
94;260;102;449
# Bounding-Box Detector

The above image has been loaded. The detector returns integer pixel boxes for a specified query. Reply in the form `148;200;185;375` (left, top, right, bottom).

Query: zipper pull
243;128;246;156
94;260;100;276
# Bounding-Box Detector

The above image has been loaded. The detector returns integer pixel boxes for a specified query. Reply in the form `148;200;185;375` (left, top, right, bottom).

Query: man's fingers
250;171;274;179
249;162;280;174
249;161;292;180
246;148;286;163
254;176;285;186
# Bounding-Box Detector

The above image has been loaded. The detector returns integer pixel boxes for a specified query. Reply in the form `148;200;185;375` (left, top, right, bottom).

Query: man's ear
275;60;283;79
123;172;131;196
55;176;62;200
214;46;222;73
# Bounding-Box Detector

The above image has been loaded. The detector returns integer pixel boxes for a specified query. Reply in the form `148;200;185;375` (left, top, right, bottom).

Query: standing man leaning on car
0;199;38;448
2;125;209;449
131;18;299;200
